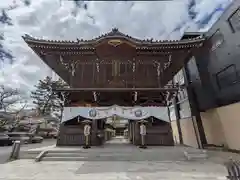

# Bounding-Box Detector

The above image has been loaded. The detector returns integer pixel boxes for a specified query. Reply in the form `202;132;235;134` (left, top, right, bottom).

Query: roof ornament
108;39;122;47
76;38;84;44
23;34;34;40
112;28;119;33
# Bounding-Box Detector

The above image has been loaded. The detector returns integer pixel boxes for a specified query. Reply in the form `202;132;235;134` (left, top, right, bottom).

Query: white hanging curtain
61;105;170;123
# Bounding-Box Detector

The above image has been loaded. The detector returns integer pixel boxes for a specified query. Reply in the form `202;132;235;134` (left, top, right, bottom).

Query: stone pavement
1;137;239;180
0;139;56;164
0;160;228;180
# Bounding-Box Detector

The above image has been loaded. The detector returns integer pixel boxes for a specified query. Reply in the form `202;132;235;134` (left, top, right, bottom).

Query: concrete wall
171;118;199;148
201;101;240;150
186;1;240;110
180;118;199;148
201;110;227;146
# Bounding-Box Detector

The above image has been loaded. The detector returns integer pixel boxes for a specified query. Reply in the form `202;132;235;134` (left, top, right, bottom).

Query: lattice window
228;7;240;33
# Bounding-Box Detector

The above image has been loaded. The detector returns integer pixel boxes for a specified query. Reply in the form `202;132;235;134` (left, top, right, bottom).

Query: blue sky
0;0;233;97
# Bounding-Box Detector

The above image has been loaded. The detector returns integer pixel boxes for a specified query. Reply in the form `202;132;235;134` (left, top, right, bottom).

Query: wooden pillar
134;121;140;145
91;119;98;145
129;121;133;142
133;121;135;144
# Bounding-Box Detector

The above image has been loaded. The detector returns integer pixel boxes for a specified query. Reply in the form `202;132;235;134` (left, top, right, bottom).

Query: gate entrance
58;105;174;147
23;28;205;147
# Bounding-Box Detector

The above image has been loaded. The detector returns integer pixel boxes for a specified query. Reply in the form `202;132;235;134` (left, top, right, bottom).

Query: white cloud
0;0;233;101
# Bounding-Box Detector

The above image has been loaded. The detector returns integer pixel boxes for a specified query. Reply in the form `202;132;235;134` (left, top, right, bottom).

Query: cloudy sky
0;0;233;99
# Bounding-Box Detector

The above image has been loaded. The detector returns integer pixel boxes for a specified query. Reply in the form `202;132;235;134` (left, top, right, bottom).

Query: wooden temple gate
23;28;205;147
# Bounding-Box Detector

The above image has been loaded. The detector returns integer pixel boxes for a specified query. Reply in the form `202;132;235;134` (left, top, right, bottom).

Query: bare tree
0;85;20;111
7;103;28;132
0;85;26;130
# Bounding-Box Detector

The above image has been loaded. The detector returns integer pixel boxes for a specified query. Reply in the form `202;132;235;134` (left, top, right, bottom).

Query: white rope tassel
132;62;135;72
134;91;138;101
93;91;97;102
71;63;75;76
157;62;161;76
96;62;100;72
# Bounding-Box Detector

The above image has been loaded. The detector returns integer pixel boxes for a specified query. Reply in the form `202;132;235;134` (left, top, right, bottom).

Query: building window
169;105;176;121
182;89;188;99
216;64;240;90
210;30;224;51
173;69;185;85
179;100;191;119
228;7;240;33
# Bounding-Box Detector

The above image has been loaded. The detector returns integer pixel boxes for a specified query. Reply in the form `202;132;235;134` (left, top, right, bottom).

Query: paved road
0;139;56;164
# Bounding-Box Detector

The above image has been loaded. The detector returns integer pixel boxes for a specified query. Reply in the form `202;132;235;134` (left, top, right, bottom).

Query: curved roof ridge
22;28;205;45
22;34;78;44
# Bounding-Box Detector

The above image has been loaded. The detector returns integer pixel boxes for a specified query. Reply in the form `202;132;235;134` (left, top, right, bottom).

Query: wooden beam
53;87;183;92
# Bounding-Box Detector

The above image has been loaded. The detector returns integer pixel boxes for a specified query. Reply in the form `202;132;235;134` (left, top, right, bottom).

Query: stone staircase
19;150;42;159
19;147;210;162
42;151;88;161
19;137;209;162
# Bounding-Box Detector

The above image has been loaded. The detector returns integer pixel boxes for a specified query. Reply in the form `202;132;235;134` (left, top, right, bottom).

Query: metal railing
225;159;240;180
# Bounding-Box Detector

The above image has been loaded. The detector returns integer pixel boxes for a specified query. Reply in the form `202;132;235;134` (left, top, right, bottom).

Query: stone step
41;155;186;161
40;148;189;161
42;156;87;161
19;151;41;159
46;150;138;154
184;151;208;160
45;152;89;157
20;150;185;161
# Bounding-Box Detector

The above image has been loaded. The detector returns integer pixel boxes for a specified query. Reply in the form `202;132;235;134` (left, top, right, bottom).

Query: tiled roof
22;28;205;48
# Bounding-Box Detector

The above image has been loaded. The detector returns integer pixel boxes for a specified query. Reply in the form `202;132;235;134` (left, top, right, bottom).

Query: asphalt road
0;139;56;164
